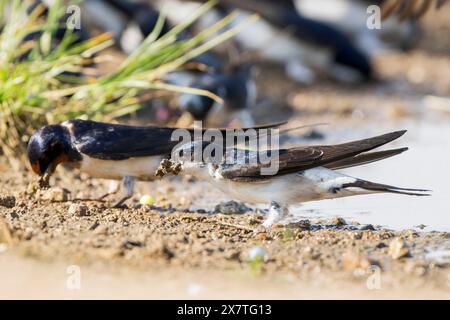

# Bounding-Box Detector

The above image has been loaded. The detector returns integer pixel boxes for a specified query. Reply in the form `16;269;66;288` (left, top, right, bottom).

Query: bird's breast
79;155;163;180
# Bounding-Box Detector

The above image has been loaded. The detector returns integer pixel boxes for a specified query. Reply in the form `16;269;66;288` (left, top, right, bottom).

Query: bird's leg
112;176;135;208
96;180;121;201
262;201;289;229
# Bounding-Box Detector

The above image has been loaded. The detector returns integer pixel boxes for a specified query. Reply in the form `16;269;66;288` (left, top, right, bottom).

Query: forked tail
342;180;431;196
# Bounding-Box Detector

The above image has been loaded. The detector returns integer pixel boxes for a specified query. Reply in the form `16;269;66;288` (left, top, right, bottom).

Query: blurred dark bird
25;1;91;44
83;0;171;53
168;0;373;83
19;1;92;77
178;63;257;127
27;119;284;207
210;0;373;83
163;51;225;87
295;0;417;53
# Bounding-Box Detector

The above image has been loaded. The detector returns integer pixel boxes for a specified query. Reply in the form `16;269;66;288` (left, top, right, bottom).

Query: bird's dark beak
30;159;58;177
44;162;57;176
30;162;41;175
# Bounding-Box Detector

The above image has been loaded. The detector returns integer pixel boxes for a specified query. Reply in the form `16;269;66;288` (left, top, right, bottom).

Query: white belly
79;155;162;180
208;167;359;205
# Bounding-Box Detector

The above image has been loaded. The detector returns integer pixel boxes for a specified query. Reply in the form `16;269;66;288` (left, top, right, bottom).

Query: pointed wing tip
394;130;408;137
380;130;407;143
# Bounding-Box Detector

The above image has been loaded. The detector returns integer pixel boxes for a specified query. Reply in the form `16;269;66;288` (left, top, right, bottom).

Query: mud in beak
37;165;55;189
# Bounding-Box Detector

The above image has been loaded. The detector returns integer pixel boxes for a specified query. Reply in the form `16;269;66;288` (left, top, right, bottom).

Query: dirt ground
1;6;450;299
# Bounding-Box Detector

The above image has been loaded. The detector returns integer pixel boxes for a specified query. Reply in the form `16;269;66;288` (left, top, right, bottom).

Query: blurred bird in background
296;0;418;54
22;0;91;53
177;63;257;127
163;0;373;84
39;0;447;128
82;0;171;54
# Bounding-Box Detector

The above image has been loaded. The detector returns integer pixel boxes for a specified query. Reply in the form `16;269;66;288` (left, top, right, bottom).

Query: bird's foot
112;196;131;208
111;176;134;208
96;180;121;201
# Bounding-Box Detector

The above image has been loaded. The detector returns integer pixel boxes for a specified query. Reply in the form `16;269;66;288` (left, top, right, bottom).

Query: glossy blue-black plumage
68;119;282;161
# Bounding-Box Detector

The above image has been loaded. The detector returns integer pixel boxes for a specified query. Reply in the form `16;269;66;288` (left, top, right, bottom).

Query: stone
68;203;88;216
0;195;16;208
342;251;372;270
214;201;251;215
40;187;70;202
330;217;346;226
389;238;410;259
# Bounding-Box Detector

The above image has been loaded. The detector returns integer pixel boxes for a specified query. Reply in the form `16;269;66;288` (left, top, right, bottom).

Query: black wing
220;131;407;181
68;119;285;160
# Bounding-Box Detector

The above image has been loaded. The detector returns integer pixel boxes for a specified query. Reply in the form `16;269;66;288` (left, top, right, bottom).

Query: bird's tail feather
342;180;431;196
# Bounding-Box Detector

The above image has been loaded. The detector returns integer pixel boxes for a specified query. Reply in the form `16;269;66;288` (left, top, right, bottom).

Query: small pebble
93;225;108;235
351;231;363;240
360;224;375;231
23;228;34;240
214;201;251;215
68;203;88;216
342;251;372;271
0;196;16;208
40;187;70;202
389;238;410;259
330;217;346;226
375;242;388;249
287;220;311;230
121;239;143;249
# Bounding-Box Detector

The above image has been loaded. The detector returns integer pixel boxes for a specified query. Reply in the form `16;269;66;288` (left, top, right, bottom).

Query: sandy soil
1;5;450;299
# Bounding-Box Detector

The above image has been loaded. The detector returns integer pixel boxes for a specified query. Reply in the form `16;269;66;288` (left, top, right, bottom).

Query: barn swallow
169;130;429;228
178;63;256;127
26;119;284;207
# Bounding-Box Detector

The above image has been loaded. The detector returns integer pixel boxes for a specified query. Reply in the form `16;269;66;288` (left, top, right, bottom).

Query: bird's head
171;140;223;172
27;124;80;176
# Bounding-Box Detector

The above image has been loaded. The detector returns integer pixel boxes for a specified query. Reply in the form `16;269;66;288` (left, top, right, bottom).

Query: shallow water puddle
425;248;450;264
293;118;450;232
